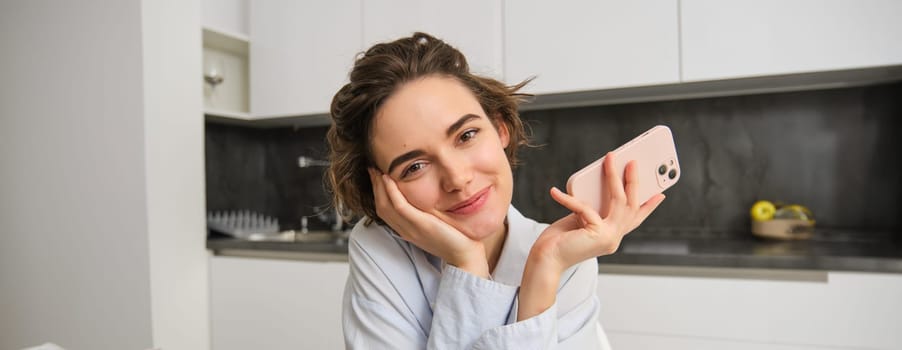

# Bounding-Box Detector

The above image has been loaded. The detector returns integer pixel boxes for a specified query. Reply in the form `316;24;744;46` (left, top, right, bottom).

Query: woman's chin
456;214;506;242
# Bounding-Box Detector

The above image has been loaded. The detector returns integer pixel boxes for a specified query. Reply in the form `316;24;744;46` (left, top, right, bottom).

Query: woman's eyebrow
446;114;481;137
385;114;482;174
387;150;425;175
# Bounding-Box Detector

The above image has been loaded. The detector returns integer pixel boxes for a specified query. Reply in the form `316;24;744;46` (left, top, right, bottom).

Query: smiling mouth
447;186;491;215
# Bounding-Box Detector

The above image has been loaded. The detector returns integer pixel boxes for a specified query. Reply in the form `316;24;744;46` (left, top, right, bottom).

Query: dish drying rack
207;210;280;240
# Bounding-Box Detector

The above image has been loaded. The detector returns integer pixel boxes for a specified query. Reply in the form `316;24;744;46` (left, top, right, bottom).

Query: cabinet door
250;0;361;117
202;0;248;37
210;256;350;350
362;0;503;79
504;0;680;95
597;270;902;349
681;0;902;82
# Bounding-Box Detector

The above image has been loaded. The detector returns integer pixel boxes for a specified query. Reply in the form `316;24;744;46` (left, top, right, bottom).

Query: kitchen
2;0;902;350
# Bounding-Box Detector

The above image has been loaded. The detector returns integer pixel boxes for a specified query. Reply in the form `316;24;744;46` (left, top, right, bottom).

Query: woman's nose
440;155;473;193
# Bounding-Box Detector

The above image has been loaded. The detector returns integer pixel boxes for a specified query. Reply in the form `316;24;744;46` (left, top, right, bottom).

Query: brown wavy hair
326;32;532;223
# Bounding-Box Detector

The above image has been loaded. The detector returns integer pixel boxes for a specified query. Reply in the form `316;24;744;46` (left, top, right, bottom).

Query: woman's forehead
370;76;487;165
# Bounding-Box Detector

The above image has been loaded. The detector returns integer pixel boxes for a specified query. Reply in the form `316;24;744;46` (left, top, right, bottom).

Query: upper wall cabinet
681;0;902;82
250;0;362;118
504;0;680;95
362;0;503;79
202;0;249;38
202;0;250;119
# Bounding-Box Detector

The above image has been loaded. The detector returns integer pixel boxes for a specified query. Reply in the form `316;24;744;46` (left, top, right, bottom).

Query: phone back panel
566;125;680;215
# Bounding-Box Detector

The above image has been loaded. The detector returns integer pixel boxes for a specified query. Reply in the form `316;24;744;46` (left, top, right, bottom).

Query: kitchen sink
244;230;348;244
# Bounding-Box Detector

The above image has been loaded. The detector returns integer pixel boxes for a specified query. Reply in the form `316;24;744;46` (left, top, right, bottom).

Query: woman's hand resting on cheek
368;168;490;278
517;153;666;321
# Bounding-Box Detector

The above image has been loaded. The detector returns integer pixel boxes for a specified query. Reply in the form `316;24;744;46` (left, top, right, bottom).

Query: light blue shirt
342;206;604;349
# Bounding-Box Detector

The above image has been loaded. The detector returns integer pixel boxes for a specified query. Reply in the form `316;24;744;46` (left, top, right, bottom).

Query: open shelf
203;26;248;56
203;25;249;119
204;108;251;120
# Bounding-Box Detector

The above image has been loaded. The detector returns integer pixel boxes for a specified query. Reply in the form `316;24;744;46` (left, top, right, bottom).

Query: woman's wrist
526;240;568;276
445;243;490;278
517;253;563;321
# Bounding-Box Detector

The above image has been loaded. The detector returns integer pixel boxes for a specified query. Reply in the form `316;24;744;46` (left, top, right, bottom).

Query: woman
327;32;665;349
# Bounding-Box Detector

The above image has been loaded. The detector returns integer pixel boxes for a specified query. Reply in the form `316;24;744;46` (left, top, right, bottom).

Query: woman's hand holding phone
536;124;678;269
368;168;490;278
535;153;665;271
517;153;665;321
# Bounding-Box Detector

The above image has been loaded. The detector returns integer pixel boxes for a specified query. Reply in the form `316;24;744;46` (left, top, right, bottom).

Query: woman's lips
447;187;491;215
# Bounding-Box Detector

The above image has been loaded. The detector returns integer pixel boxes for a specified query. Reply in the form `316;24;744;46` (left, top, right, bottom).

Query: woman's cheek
474;140;510;172
397;177;441;212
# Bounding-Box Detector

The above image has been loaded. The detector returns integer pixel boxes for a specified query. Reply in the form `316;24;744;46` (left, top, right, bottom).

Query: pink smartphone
566;125;680;215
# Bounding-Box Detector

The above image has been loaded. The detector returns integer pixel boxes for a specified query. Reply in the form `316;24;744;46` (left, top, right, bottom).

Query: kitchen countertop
206;227;902;274
597;227;902;274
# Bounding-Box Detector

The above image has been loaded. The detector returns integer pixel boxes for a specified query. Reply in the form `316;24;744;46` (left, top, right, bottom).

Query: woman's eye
401;162;425;178
459;129;478;143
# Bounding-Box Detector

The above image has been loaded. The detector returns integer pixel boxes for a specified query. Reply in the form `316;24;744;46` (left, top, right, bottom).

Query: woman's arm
468;258;602;349
345;218;605;349
344;227;526;349
518;154;665;321
357;164;636;348
343;231;432;349
517;253;562;321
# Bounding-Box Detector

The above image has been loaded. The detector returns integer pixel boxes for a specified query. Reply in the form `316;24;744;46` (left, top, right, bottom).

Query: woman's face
370;75;513;241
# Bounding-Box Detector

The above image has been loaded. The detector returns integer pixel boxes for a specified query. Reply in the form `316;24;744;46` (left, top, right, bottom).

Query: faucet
298;155;347;236
297;156;329;168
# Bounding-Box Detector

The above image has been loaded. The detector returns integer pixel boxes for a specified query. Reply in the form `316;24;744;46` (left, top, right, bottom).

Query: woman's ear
495;116;511;148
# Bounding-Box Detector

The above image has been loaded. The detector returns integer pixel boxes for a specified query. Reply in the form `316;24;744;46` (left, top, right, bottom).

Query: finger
368;168;389;209
380;174;417;217
603;152;626;203
633;194;666;228
600;176;613;218
623;160;639;210
601;153;630;220
550;187;603;227
373;174;420;240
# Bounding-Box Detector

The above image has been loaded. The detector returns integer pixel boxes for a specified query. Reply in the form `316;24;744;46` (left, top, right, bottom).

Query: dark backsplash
514;82;902;233
205;123;332;231
205;82;902;234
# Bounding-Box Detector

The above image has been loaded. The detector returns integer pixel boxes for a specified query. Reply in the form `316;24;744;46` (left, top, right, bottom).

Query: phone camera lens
668;169;677;179
658;165;667;175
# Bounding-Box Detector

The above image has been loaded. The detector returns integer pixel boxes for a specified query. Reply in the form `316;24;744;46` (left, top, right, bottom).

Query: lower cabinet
597;268;902;350
210;256;349;350
210;257;901;350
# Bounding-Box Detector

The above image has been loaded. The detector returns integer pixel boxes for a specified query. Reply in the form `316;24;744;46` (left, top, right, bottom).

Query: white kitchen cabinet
680;0;902;82
597;268;902;349
362;0;503;79
250;0;361;118
202;0;248;39
203;36;249;118
202;0;250;119
504;0;680;95
210;256;350;350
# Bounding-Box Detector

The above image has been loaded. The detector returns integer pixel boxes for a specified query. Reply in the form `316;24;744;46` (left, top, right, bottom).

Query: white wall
0;1;153;349
142;0;210;349
202;0;249;36
0;1;209;349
